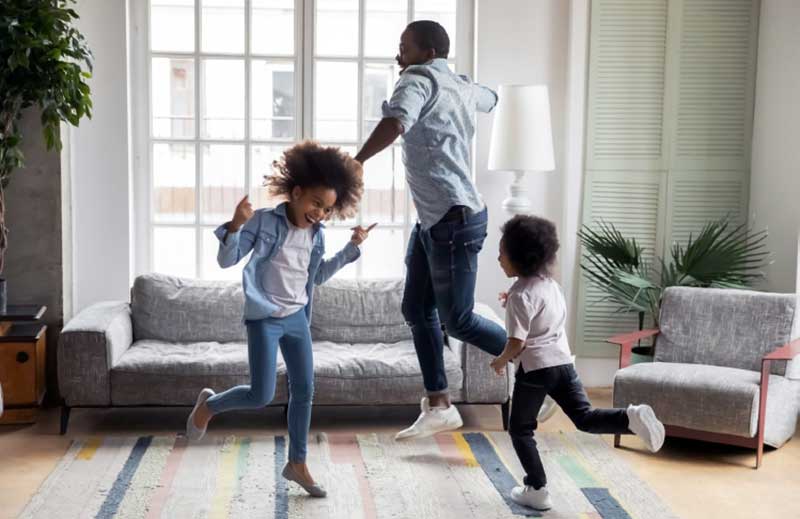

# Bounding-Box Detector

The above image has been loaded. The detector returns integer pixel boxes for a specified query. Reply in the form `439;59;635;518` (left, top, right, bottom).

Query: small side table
0;305;47;425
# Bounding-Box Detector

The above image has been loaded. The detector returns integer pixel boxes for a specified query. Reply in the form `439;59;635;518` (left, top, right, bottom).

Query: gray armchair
609;286;800;468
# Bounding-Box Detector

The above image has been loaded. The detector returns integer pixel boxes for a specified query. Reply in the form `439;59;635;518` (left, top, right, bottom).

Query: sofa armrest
58;302;133;406
462;303;512;403
606;328;660;369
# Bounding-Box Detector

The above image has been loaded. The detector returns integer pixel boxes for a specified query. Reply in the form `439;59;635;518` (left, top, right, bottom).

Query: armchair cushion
613;362;800;447
657;287;799;376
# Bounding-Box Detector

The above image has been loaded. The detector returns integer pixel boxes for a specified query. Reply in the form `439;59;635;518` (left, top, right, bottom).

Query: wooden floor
1;388;799;519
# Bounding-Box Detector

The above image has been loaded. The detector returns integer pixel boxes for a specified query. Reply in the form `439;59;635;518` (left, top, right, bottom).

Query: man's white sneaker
395;397;463;441
626;404;665;453
186;388;214;441
537;396;558;422
510;485;552;511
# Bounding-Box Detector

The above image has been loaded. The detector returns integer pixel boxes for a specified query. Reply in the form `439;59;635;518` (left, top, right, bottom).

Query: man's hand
350;223;378;246
229;195;254;232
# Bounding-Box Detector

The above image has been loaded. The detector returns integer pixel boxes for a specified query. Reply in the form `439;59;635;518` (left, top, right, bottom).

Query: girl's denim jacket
214;202;360;321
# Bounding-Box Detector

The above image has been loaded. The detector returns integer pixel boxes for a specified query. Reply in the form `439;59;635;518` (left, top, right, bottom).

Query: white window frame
130;0;475;280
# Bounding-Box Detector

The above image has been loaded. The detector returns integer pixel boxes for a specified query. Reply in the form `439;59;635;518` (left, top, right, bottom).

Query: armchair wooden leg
501;399;510;431
614;434;621;448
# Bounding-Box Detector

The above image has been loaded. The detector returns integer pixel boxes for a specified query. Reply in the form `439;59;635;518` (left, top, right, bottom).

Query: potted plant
0;0;93;312
578;218;770;361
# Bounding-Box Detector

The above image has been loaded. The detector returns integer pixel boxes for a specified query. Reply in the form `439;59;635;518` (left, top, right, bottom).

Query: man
355;20;506;440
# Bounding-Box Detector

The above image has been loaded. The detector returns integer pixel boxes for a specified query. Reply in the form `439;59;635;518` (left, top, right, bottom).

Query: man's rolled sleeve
381;71;432;132
474;84;499;113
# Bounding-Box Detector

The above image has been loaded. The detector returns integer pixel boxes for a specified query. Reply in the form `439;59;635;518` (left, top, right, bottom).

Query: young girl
490;215;665;512
186;141;373;498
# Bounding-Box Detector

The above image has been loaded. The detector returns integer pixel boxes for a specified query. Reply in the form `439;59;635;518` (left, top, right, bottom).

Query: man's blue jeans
402;207;508;393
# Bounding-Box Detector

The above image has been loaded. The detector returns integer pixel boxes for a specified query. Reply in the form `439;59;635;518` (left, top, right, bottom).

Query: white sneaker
395;397;463;441
186;388;214;441
537;396;558;422
510;485;552;511
626;404;665;452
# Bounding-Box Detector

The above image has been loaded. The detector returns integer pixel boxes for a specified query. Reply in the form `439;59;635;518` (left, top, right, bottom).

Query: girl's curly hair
501;215;559;278
265;141;364;219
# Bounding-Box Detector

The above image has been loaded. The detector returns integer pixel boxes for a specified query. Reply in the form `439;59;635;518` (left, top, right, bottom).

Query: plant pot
631;345;654;364
0;278;6;314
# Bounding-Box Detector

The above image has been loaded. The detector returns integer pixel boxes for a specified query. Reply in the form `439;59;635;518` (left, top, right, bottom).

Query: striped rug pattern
20;431;676;519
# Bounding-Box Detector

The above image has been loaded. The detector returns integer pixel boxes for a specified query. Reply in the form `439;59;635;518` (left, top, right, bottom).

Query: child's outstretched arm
314;223;377;285
214;195;258;268
490;338;525;376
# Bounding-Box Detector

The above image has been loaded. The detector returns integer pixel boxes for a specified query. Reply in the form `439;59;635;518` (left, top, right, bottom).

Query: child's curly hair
501;215;559;277
265;141;364;219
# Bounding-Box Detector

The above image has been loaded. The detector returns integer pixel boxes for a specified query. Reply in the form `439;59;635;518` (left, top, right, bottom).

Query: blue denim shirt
214;202;360;322
382;58;498;229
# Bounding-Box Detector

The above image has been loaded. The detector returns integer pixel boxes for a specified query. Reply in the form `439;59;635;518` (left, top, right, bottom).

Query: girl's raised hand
230;195;254;231
350;223;378;246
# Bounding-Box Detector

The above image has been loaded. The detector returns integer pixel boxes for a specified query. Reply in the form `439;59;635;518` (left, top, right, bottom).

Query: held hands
350;223;378;246
229;195;254;232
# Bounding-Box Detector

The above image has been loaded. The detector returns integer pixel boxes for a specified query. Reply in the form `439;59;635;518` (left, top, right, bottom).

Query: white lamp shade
488;84;555;172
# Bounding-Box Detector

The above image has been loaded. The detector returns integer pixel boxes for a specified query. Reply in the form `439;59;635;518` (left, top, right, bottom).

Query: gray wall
5;109;64;403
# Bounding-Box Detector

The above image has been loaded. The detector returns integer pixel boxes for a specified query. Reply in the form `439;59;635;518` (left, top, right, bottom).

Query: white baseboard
575;357;618;388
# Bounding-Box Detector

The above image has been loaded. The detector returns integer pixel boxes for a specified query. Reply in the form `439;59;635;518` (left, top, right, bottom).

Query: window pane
314;61;358;141
202;0;244;54
414;0;457;58
364;0;406;58
360;228;405;279
251;145;286;208
152;58;195;139
201;144;245;224
151;0;194;52
201;59;245;139
154;227;196;278
202;228;245;280
323;228;357;279
361;146;404;225
316;0;359;57
252;61;295;140
363;62;399;137
153;143;195;223
252;0;294;55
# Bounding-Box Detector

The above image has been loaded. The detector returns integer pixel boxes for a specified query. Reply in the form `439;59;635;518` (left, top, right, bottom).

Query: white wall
68;0;133;315
750;0;800;294
473;1;616;385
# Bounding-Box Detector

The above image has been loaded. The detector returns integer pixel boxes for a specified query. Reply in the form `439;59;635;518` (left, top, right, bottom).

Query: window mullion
245;0;252;203
195;0;203;278
302;0;313;140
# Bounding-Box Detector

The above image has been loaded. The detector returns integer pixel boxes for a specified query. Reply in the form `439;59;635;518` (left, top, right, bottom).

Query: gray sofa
58;273;512;433
611;287;800;468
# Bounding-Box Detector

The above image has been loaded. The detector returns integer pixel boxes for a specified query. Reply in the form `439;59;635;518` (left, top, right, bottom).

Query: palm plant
579;218;770;348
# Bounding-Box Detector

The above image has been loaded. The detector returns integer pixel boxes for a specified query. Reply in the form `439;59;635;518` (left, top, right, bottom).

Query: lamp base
501;171;533;216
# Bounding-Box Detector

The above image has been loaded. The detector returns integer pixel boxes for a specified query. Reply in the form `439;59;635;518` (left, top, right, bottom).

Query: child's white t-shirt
505;275;573;372
262;222;314;318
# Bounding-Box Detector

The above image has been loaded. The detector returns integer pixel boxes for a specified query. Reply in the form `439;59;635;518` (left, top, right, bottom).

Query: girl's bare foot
192;401;212;429
288;462;316;486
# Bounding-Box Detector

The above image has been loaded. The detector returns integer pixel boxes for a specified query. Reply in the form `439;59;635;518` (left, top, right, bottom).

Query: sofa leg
501;399;510;431
60;406;71;435
614;434;621;448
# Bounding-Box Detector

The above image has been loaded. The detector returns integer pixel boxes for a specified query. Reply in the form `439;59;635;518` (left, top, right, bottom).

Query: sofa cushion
657;287;798;376
311;340;463;404
110;340;288;405
310;278;411;344
613;362;800;446
131;273;246;343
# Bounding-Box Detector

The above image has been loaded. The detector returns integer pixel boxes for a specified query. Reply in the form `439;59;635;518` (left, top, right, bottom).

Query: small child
490;215;665;512
186;141;374;498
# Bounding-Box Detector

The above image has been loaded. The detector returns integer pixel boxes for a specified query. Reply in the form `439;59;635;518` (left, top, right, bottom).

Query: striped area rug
20;431;676;519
